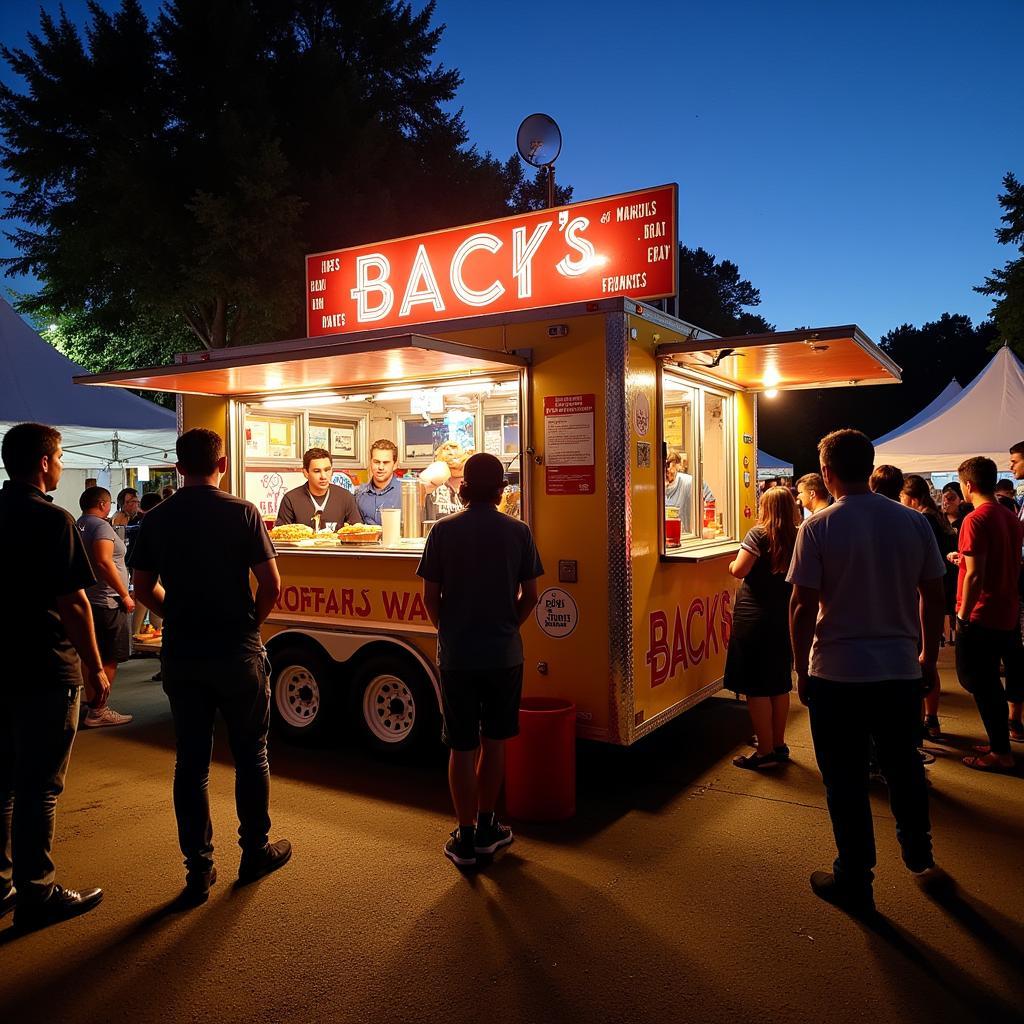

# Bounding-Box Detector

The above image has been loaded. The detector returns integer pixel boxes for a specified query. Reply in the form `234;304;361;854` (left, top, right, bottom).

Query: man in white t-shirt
788;429;946;913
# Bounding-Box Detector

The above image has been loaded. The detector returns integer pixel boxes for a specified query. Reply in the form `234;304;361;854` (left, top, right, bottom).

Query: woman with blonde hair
725;486;801;769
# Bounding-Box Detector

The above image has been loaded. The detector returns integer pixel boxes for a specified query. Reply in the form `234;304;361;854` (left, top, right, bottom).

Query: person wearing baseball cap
416;453;544;868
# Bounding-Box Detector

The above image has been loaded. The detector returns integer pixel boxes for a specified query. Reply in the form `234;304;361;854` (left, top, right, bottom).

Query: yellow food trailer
77;184;900;754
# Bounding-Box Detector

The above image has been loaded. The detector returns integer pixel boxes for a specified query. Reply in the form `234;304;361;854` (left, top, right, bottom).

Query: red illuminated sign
305;184;677;336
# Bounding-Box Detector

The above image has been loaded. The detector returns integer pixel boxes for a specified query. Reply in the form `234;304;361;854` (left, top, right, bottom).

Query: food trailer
77;184;900;755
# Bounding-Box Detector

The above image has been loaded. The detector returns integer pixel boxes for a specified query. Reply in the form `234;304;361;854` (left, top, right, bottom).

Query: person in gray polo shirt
789;429;947;913
76;486;134;728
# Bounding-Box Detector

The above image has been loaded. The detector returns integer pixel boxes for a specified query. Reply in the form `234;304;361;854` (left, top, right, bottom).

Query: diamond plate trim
605;313;633;744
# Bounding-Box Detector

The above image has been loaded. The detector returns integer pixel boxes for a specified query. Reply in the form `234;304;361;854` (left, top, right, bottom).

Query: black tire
351;653;439;755
269;644;337;743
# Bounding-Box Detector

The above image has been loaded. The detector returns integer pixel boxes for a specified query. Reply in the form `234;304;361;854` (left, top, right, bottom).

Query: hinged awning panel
656;325;900;391
74;334;528;397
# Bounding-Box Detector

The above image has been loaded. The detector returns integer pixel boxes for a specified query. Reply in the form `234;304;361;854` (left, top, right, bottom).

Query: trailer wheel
270;645;336;742
352;655;438;755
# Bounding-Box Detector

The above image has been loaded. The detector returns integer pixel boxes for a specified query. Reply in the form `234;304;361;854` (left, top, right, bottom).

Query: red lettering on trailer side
381;590;410;620
647;610;670;687
685;599;705;665
645;590;733;688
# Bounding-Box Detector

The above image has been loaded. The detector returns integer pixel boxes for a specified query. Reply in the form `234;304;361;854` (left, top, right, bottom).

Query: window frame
658;366;737;559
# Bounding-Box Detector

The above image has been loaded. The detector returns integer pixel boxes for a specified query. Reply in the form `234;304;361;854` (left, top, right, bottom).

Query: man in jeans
789;429;946;913
130;428;289;902
954;456;1023;772
418;453;543;868
0;422;110;929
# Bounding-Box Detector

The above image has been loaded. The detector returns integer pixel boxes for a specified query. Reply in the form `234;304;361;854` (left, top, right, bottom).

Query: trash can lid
519;697;575;714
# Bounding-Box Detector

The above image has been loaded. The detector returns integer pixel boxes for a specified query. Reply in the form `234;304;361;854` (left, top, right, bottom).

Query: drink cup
381;508;401;547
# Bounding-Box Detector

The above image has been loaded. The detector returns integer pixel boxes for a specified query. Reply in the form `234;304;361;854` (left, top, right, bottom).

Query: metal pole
547;164;555;209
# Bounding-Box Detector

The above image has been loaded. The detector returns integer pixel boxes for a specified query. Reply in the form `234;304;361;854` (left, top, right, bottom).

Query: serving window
660;369;735;555
237;374;525;555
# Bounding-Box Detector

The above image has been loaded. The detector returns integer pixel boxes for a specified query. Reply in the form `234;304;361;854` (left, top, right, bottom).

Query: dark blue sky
1;0;1021;343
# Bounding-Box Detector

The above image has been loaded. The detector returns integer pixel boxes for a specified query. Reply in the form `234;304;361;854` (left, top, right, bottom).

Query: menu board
544;394;596;495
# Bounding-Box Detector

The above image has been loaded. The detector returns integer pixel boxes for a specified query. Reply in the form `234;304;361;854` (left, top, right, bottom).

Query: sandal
733;751;779;770
963;754;1014;773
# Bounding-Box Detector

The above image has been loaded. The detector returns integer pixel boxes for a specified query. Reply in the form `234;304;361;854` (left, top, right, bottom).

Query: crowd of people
724;430;1024;912
2;416;1022;930
0;420;538;928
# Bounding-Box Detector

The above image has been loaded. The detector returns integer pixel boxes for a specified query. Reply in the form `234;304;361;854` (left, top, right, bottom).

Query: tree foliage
675;245;773;336
975;171;1024;355
0;0;557;360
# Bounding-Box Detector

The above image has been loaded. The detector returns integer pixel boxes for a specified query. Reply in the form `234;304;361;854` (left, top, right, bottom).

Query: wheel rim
361;673;416;744
275;664;321;729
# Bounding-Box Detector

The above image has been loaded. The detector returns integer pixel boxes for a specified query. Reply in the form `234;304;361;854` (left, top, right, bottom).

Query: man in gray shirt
76;487;134;728
789;429;946;913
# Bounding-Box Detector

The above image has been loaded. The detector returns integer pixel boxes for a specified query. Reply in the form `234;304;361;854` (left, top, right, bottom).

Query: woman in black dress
726;486;800;770
902;474;956;738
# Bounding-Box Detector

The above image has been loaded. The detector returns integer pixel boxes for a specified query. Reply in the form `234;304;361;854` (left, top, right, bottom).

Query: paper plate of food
337;523;383;544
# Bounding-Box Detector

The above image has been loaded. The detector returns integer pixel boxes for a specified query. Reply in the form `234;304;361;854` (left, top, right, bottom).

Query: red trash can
504;697;576;821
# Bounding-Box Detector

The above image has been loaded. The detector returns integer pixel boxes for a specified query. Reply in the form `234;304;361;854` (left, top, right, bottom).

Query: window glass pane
662;378;697;545
244;412;299;460
700;391;729;539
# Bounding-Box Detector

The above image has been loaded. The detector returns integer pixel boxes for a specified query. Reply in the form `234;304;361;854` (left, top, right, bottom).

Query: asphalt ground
2;647;1022;1024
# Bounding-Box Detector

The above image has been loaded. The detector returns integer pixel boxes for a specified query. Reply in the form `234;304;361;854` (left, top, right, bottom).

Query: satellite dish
517;113;562;168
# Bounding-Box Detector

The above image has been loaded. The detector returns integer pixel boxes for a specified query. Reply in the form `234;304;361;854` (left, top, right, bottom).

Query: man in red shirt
955;456;1024;771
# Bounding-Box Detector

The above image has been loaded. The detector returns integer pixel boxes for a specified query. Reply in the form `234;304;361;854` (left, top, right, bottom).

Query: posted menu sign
306;184;677;336
544;394;596;495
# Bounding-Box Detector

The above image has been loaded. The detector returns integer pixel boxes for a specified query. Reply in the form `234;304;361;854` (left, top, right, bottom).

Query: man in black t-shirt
130;428;290;901
274;447;359;531
0;422;109;930
417;453;544;868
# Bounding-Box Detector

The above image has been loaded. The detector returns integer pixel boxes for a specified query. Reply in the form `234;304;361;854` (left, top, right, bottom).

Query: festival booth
78;185;900;753
874;346;1024;475
0;297;176;510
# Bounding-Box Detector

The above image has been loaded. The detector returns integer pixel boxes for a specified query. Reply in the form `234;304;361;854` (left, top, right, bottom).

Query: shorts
91;605;131;664
439;664;524;751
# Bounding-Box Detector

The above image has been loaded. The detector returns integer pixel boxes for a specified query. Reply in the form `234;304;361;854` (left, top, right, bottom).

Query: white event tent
756;448;794;480
873;379;962;446
0;296;176;467
0;297;176;509
874;346;1024;473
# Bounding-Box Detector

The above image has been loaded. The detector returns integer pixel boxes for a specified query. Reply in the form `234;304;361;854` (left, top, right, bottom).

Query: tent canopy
874;347;1024;473
0;297;176;467
873;379;962;446
757;448;793;480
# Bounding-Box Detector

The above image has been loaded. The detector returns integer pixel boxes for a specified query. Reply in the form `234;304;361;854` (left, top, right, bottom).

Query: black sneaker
474;819;514;855
1009;719;1024;744
774;744;791;761
0;885;15;917
238;839;292;883
183;865;217;904
443;829;477;867
810;871;875;915
13;884;103;930
924;715;942;740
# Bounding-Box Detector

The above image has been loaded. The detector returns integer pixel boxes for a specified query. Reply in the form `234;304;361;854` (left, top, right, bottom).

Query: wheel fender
265;629;440;707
